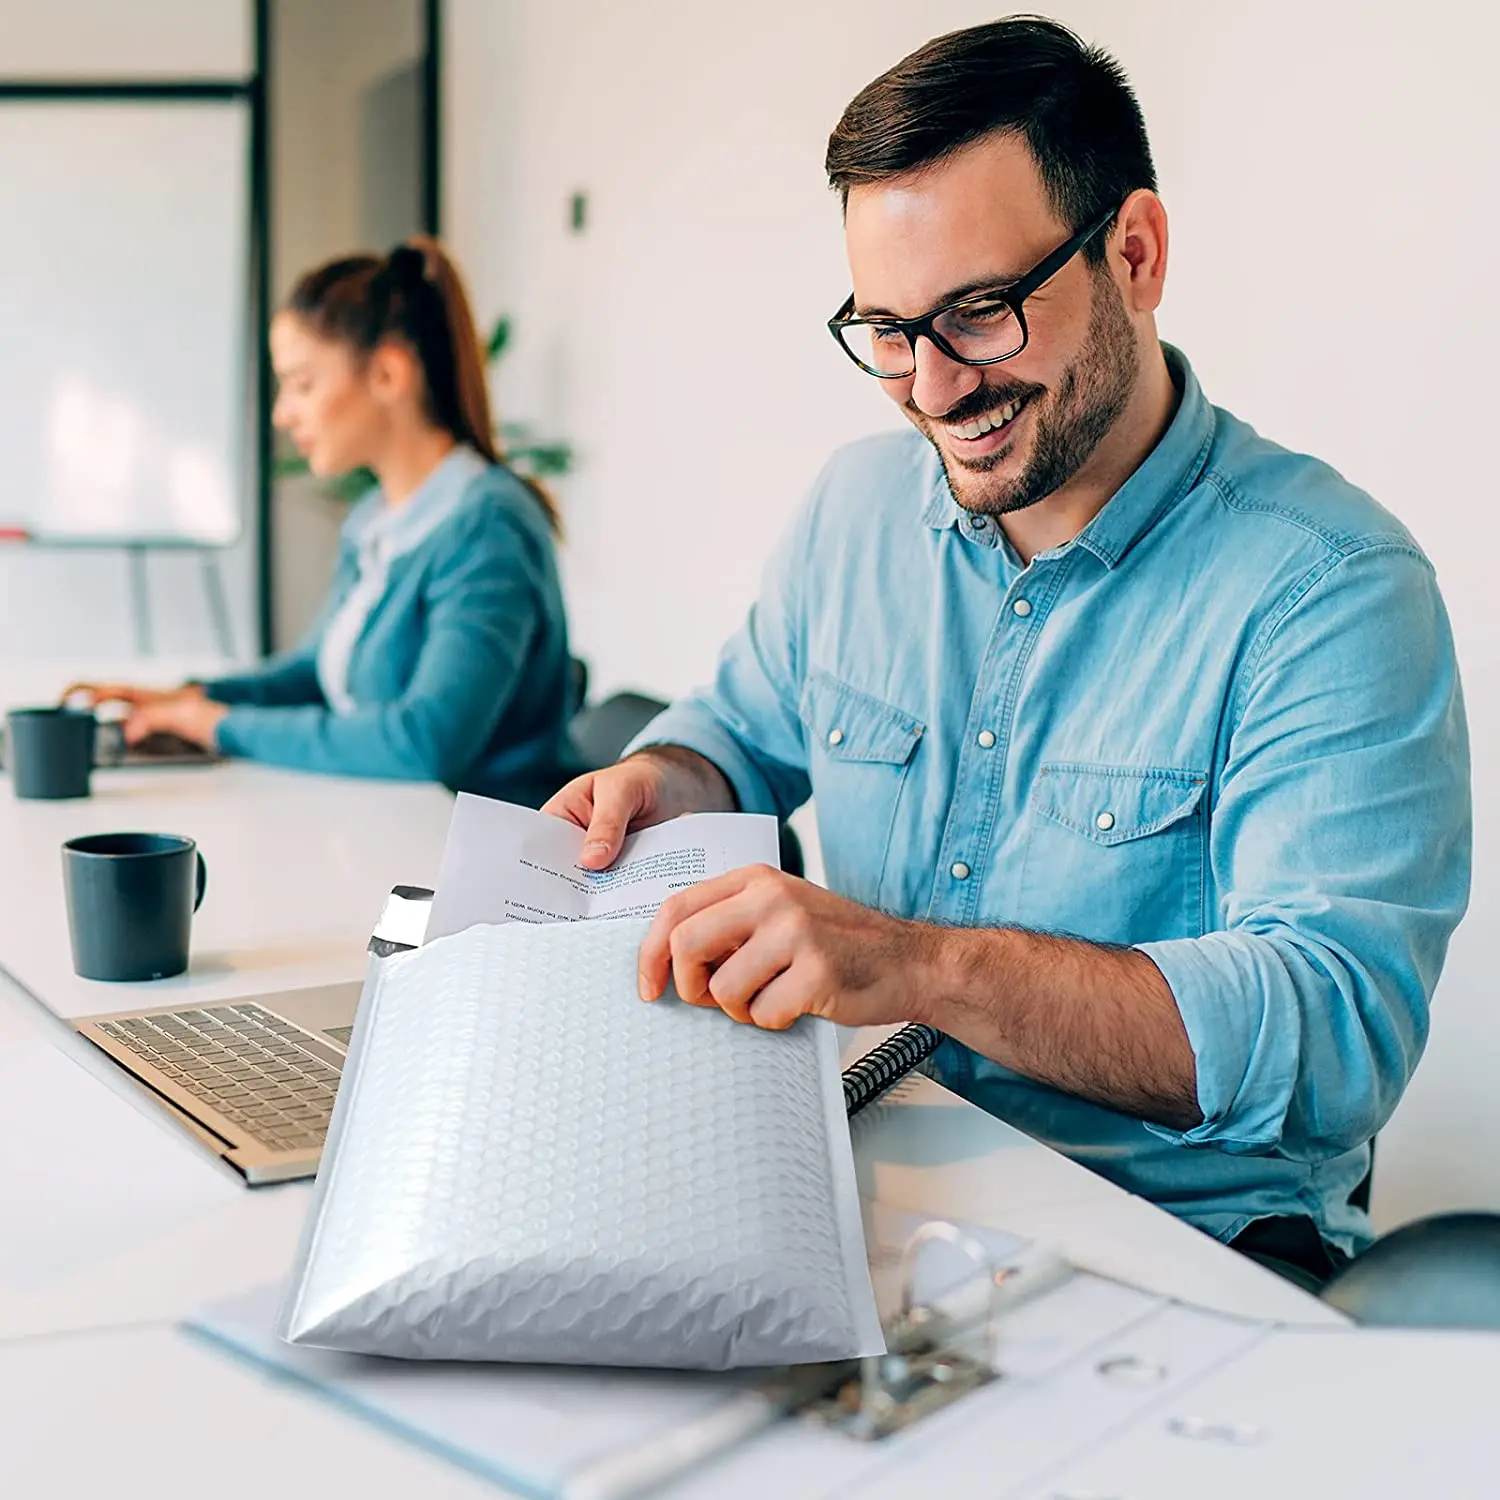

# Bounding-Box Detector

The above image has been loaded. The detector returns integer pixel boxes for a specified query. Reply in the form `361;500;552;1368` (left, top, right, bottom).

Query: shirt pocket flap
799;670;925;765
1034;763;1206;846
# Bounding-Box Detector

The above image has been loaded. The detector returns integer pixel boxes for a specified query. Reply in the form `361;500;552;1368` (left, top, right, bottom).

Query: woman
72;238;580;806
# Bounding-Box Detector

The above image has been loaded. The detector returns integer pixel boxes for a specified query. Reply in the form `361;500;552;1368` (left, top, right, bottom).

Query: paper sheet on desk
0;1042;239;1292
1009;1324;1500;1500
423;795;780;942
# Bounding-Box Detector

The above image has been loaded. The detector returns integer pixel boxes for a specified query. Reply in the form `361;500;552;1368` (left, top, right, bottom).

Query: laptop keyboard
95;1003;343;1154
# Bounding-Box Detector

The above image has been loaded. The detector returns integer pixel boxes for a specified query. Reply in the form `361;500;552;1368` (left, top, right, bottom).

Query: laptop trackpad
264;981;363;1049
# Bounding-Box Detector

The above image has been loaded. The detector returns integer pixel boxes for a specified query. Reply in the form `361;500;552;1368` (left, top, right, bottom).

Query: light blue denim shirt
634;347;1471;1253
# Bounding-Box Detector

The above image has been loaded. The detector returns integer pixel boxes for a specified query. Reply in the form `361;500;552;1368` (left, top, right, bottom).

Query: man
544;17;1471;1284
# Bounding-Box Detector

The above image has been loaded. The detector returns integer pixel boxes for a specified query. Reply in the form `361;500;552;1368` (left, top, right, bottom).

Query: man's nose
907;335;983;419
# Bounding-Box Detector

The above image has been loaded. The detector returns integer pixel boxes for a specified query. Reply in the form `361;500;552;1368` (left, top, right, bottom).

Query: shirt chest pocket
799;670;924;908
1017;763;1207;944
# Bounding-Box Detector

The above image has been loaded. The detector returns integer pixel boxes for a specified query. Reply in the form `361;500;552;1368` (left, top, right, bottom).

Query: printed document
424;794;781;942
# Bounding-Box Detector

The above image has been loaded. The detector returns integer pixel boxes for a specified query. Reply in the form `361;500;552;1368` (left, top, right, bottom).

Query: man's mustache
908;378;1046;426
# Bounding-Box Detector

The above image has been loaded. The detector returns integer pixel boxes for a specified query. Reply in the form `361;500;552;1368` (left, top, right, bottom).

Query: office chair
568;688;805;878
1321;1212;1500;1330
1350;1141;1375;1214
570;689;669;770
567;656;590;716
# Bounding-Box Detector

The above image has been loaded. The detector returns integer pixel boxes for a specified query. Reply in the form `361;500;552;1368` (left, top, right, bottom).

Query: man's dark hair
825;16;1156;261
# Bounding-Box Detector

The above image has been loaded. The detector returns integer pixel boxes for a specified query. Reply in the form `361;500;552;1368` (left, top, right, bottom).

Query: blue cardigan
207;463;581;806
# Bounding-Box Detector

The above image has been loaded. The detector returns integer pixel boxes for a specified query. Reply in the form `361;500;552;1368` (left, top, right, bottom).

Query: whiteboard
0;101;250;544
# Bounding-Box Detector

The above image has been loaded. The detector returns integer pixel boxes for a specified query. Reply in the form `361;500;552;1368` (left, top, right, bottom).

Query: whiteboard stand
4;537;238;661
126;543;236;660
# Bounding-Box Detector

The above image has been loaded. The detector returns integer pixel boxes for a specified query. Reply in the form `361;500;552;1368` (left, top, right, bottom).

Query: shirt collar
346;445;489;559
918;344;1215;570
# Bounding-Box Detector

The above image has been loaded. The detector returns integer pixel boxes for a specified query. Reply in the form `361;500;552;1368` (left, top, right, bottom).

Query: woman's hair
285;235;561;535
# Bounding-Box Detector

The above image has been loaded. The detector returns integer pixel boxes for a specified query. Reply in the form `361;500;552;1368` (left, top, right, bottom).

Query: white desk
0;662;1342;1498
0;759;453;1020
0;659;453;1019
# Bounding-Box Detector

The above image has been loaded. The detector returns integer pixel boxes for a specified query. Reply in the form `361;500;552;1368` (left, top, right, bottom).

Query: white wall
447;0;1500;1229
271;0;422;296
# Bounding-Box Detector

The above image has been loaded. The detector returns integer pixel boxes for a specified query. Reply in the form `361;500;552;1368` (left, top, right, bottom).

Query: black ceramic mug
7;706;95;799
62;832;207;981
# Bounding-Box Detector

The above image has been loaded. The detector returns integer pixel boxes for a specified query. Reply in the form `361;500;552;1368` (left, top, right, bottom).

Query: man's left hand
638;865;935;1030
123;695;229;750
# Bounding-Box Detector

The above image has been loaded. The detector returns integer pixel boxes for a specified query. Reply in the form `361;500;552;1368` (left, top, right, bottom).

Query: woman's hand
62;681;205;710
122;695;229;750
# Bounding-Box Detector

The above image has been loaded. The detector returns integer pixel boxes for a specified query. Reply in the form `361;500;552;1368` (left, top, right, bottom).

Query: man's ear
366;340;421;407
1112;188;1169;316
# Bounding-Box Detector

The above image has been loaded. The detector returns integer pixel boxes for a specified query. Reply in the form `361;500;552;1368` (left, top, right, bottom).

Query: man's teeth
951;399;1022;440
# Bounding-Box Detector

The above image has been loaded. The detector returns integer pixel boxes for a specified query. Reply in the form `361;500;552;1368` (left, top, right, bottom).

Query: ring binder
801;1224;1073;1442
555;1223;1073;1499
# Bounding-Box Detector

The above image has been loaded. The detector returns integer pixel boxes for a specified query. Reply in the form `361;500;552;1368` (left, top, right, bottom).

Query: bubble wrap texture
277;918;882;1368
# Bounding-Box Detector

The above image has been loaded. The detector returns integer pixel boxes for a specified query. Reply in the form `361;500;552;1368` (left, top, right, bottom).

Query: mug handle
194;851;208;913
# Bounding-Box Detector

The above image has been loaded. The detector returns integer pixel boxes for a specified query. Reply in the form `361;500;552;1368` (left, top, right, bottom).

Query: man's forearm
629;744;740;814
913;925;1202;1130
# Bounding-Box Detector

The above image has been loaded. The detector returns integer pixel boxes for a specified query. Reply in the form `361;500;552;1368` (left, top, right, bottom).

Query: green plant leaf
332;467;378;501
486;315;512;363
509;442;574;477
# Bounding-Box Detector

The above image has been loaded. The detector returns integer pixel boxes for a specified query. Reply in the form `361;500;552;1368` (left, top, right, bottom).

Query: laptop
0;719;220;773
69;886;436;1186
94;721;221;768
74;981;361;1185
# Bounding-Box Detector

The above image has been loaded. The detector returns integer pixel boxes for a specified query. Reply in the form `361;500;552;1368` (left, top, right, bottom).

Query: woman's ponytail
286;236;563;536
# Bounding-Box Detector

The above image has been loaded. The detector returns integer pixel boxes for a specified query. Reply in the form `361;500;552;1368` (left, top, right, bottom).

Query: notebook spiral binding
841;1023;944;1118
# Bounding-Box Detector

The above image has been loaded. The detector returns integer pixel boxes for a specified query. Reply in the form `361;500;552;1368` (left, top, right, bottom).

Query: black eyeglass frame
827;204;1120;378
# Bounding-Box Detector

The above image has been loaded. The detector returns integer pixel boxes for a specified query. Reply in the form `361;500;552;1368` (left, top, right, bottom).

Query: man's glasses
827;205;1119;379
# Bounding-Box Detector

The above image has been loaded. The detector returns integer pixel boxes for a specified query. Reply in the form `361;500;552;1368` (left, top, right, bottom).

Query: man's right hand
542;747;737;870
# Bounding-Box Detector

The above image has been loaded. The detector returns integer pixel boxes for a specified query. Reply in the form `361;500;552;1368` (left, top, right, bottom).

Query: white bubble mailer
277;918;883;1369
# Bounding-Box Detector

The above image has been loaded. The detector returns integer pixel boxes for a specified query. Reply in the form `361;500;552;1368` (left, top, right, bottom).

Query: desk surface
0;661;1342;1499
0;760;453;1020
0;659;454;1018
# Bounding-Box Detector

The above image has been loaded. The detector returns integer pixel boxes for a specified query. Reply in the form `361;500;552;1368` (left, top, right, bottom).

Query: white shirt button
1095;811;1116;831
950;861;971;881
1012;598;1033;617
827;728;844;747
976;730;996;749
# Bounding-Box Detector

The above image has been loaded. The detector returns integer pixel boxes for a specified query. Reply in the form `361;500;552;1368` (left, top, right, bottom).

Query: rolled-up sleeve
626;487;820;819
1138;543;1471;1159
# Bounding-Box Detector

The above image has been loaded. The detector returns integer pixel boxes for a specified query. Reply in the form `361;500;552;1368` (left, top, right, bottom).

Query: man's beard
908;269;1141;517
